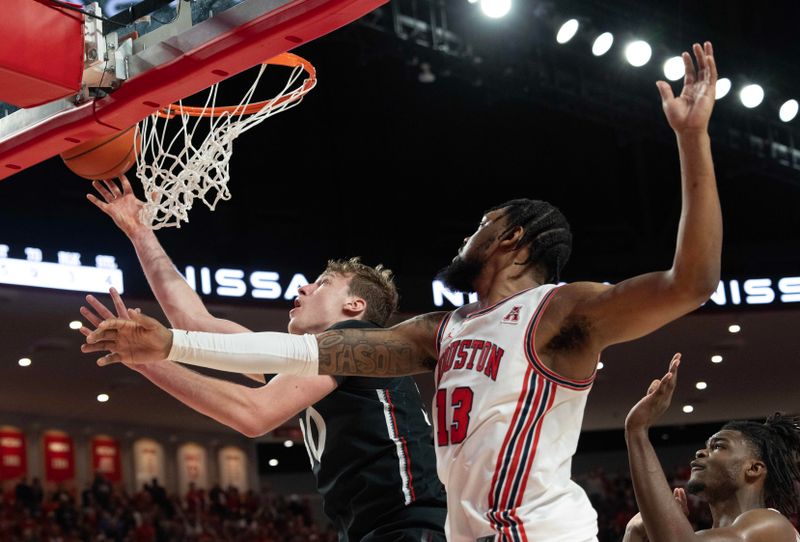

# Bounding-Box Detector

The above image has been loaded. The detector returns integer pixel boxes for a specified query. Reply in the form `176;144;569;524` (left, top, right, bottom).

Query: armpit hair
547;314;591;351
421;357;438;372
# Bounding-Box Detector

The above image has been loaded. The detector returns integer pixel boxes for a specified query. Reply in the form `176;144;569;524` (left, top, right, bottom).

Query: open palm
625;354;681;431
87;175;147;236
657;42;718;134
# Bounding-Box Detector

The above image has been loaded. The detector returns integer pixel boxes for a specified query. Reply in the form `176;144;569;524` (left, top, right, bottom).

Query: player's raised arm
82;310;446;377
624;355;800;542
88;175;250;334
564;42;721;357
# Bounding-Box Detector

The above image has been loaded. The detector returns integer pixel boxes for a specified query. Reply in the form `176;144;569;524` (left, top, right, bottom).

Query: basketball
60;125;141;180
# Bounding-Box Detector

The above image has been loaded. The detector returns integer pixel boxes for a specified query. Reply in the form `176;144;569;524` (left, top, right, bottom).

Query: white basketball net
135;58;316;229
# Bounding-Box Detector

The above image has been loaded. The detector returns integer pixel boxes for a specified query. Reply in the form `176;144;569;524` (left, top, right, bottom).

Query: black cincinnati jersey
298;320;447;541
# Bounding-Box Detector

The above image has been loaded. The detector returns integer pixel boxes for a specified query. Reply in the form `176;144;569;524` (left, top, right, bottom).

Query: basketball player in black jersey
82;177;446;541
624;354;800;542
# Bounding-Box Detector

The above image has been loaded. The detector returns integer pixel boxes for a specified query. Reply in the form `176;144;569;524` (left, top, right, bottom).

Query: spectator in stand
14;477;33;511
185;481;205;514
91;472;113;510
29;478;43;515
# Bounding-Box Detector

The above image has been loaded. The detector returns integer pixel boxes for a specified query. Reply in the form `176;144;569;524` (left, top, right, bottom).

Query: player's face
686;429;755;499
437;208;509;292
288;272;359;334
460;209;508;260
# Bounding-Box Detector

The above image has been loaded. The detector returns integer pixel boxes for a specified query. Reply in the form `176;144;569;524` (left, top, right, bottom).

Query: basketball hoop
135;53;316;229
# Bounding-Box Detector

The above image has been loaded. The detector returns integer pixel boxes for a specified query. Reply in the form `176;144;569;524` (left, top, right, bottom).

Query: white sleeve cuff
168;330;319;377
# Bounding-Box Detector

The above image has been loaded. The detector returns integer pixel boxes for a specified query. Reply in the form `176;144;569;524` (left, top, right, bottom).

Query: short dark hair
324;257;399;327
722;413;800;516
486;199;572;283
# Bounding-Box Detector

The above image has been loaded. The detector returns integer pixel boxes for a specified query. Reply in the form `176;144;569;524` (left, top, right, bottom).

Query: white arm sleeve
168;330;319;377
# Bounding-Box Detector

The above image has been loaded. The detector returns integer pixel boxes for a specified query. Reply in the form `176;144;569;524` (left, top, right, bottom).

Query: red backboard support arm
0;0;387;181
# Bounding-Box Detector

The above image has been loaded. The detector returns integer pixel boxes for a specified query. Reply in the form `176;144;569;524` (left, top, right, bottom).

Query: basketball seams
61;126;136;162
61;126;140;180
87;146;137;179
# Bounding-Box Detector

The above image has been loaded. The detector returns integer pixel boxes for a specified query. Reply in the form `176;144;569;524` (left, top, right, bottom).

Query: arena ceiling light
556;19;579;44
624;40;652;67
663;56;684;81
69;320;82;330
591;32;614;56
97;393;109;403
779;99;798;122
728;323;742;333
18;357;31;367
739;84;764;108
682;405;694;414
715;77;732;100
711;355;723;364
480;0;511;19
695;381;708;390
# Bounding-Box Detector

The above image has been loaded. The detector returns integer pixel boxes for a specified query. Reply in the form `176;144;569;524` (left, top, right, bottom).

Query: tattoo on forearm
316;313;443;376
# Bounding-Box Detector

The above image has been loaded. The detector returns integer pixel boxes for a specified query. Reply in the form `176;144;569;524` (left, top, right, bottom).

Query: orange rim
157;52;316;118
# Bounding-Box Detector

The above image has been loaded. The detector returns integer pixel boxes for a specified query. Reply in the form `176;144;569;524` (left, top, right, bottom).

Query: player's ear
744;459;767;483
499;225;524;247
344;296;366;317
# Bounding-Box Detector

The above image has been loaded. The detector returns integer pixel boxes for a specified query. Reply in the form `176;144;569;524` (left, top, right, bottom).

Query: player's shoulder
558;280;612;297
550;281;614;314
728;508;799;541
733;507;792;523
521;281;603;316
396;311;451;328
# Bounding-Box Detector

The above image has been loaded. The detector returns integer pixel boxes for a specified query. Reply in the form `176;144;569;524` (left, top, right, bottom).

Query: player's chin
287;315;300;334
685;475;705;496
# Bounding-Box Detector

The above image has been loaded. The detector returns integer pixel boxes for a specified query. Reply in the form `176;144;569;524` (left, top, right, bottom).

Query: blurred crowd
1;475;336;541
3;468;798;541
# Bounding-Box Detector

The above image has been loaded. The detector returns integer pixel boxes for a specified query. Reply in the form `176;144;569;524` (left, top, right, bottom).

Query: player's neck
323;317;367;332
708;492;765;528
293;318;359;335
475;270;543;307
478;252;550;306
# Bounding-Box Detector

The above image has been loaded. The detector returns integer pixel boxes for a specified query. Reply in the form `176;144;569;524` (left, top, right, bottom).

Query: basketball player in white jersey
624;354;800;542
84;42;722;541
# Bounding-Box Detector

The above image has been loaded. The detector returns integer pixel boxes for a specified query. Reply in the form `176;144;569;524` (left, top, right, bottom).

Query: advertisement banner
91;435;122;483
43;431;74;483
0;426;26;480
218;446;248;492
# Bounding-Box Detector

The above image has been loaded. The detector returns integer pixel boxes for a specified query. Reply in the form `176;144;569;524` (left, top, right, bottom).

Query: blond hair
324;257;399;326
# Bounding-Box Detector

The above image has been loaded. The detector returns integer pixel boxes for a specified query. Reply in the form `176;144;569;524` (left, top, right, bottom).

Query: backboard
0;0;387;181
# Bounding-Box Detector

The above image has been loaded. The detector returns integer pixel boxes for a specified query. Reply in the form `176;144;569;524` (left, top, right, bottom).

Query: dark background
0;0;798;438
1;0;799;314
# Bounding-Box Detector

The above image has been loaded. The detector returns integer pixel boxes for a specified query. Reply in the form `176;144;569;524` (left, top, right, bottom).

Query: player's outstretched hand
79;287;132;329
656;42;717;134
81;309;173;367
78;288;145;369
86;175;147;237
624;353;681;432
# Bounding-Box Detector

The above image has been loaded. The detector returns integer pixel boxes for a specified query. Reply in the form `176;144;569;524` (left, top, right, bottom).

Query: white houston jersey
433;284;598;542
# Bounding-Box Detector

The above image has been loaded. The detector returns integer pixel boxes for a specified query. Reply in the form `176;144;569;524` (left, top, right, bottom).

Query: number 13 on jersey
436;387;474;446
